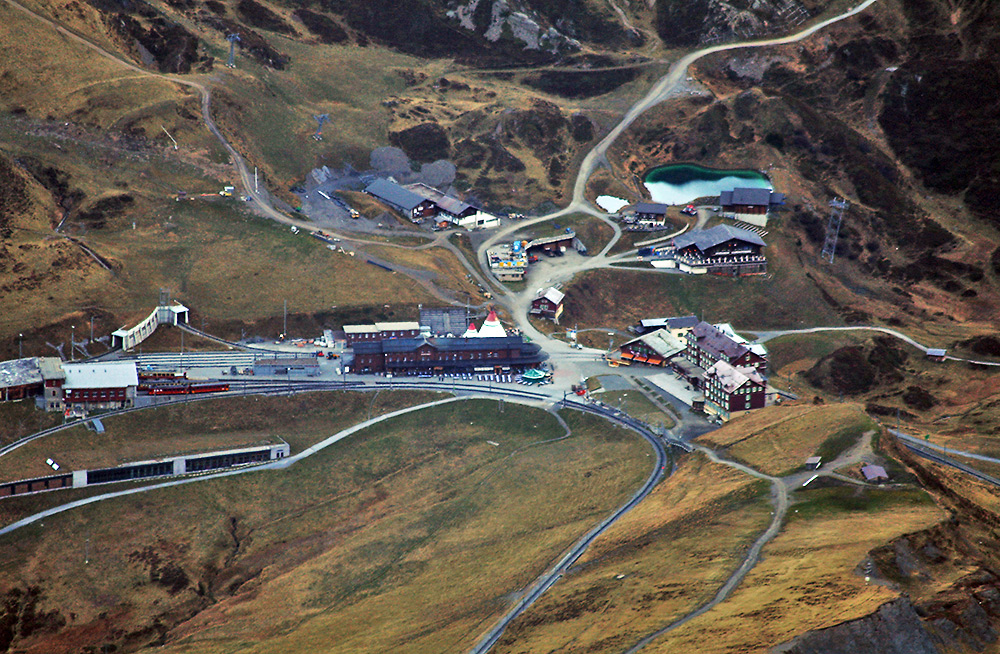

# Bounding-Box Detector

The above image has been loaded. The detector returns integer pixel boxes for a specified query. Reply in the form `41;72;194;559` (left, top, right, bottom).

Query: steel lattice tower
226;33;241;68
820;198;849;264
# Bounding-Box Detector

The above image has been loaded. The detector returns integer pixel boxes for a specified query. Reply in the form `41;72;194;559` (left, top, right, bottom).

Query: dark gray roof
365;179;428;212
420;306;471;336
632;202;669;215
355;335;539;355
673;224;766;252
689;321;749;360
720;187;772;206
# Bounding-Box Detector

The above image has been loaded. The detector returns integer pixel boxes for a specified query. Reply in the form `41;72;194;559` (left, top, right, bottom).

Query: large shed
364;179;437;221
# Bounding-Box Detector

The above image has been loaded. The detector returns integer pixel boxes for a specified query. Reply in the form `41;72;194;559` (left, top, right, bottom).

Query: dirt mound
73;194;134;230
959;335;1000;358
522;67;640;99
293;8;349;44
236;0;295;35
108;13;201;73
804;336;907;396
389;123;450;163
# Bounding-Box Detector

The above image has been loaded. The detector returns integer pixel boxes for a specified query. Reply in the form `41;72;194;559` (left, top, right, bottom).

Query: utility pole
283;300;288;338
90;316;94;344
254;167;258;193
18;333;23;359
70;326;75;361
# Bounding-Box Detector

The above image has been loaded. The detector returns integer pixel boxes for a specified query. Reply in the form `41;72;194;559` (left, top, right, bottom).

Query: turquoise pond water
643;163;771;205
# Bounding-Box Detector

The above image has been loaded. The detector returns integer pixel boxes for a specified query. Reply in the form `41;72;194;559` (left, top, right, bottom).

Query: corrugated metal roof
632;202;669;215
622;329;686;359
926;348;947;357
537;287;564;305
639;315;699;330
374;322;420;331
365;179;428;212
690;321;750;360
405;182;475;216
356;335;537;354
673;224;766;252
344;325;378;334
861;464;889;481
63;362;138;389
720;187;772;206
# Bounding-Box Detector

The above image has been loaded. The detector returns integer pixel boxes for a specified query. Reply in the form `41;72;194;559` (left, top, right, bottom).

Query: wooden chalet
617;328;687;367
719;188;785;217
684;321;767;378
703;360;767;420
629;203;669;226
671;225;767;276
530;287;565;322
351;335;543;375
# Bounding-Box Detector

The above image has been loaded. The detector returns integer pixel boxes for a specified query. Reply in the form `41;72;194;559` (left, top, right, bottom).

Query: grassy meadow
0;400;654;654
493;452;772;653
698;404;876;476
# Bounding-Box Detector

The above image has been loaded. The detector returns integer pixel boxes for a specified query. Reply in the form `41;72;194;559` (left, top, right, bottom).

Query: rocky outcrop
656;0;813;48
772;598;940;654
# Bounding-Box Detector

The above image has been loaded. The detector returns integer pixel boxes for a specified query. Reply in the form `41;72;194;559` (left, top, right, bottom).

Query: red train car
147;382;229;396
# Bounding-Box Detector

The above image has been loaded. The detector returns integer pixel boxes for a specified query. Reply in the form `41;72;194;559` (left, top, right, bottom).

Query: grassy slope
646;487;942;653
562;232;842;332
698;404;876;476
0;401;653;654
0;391;442;483
212;39;419;185
493;452;771;653
82;199;438;325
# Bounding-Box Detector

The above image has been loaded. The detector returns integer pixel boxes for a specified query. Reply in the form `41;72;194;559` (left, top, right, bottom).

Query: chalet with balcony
703;360;767;420
671;225;767;276
617;328;687;367
684;321;767;378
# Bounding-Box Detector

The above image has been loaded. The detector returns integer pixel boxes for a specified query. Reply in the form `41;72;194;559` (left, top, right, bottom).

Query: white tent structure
462;322;479;338
478;309;507;338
